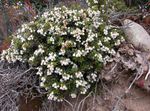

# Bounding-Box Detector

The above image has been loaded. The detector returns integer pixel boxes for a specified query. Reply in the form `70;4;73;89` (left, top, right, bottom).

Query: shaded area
19;96;42;111
0;61;46;111
0;0;35;41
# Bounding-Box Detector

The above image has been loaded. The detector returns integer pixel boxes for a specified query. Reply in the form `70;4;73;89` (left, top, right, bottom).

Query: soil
19;72;150;111
19;96;42;111
80;73;150;111
101;74;150;111
75;74;150;111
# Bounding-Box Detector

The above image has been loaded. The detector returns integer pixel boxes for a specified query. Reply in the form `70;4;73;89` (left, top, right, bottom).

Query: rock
123;19;150;52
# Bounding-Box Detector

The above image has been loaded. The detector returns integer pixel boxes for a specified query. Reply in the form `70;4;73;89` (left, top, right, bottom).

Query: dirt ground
19;72;150;111
96;75;150;111
71;73;150;111
80;73;150;111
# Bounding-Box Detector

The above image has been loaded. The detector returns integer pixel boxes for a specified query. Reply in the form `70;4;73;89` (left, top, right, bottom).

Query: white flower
52;83;59;89
48;52;57;61
6;55;11;63
76;80;88;88
20;50;24;55
54;67;63;75
103;29;108;35
72;64;78;69
48;91;54;100
81;88;87;94
62;74;72;81
104;37;111;42
91;73;97;82
34;45;45;56
98;41;102;46
29;56;35;62
101;46;110;52
40;82;44;87
60;84;68;90
16;35;25;42
71;93;77;98
60;58;71;66
111;32;119;39
59;49;66;56
42;11;50;18
86;32;96;42
41;59;47;65
93;0;98;3
85;44;95;52
47;63;54;75
36;67;43;76
22;44;27;51
27;35;34;40
49;37;55;44
120;36;125;42
71;28;84;42
75;72;83;78
109;49;116;55
37;28;44;35
115;39;121;46
41;77;46;82
95;53;103;62
73;50;82;57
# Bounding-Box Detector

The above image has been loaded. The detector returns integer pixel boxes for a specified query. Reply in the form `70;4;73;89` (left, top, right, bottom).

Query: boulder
123;19;150;52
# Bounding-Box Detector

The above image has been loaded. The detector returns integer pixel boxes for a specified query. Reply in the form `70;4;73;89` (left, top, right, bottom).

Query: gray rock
123;19;150;52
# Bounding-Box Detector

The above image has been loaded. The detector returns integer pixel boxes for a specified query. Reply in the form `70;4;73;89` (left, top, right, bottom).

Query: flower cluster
1;6;124;101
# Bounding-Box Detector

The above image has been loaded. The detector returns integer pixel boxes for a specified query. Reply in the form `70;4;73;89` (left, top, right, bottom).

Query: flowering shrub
1;6;124;101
